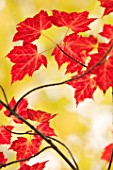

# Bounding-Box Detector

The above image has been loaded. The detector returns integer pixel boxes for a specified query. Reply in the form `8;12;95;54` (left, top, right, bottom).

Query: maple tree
0;0;113;170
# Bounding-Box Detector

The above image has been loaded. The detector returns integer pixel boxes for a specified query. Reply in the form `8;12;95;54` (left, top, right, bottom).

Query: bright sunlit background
0;0;113;170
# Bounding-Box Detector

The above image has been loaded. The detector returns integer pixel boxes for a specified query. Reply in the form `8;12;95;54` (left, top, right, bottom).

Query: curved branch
14;42;113;111
0;146;51;169
0;85;8;105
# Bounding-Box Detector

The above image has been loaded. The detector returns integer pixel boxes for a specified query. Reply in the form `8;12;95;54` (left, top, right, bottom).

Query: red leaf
67;74;97;105
52;34;97;72
7;43;47;83
0;152;8;164
64;34;97;53
51;10;96;33
4;97;28;124
9;137;42;160
13;10;52;44
98;0;113;15
88;41;113;91
18;161;47;170
101;143;113;162
0;103;3;110
27;109;56;123
0;126;13;144
65;51;88;74
99;24;113;39
36;122;56;137
52;44;69;68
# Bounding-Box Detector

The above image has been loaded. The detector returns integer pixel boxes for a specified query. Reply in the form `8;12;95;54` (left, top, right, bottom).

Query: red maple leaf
7;43;47;83
51;10;96;33
36;122;56;137
9;137;42;160
52;44;69;68
13;10;52;44
4;97;28;124
65;51;88;74
27;109;56;123
101;143;113;162
67;74;97;105
0;126;13;144
0;103;3;110
88;41;113;91
18;161;47;170
99;24;113;39
52;34;97;73
63;34;97;53
0;152;8;164
98;0;113;15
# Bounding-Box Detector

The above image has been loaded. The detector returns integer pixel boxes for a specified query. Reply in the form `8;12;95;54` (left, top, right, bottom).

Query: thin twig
0;85;9;105
57;44;87;67
3;126;33;135
0;146;51;169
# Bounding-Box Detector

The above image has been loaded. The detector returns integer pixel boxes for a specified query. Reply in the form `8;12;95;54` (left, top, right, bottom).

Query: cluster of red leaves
0;98;56;169
1;0;113;169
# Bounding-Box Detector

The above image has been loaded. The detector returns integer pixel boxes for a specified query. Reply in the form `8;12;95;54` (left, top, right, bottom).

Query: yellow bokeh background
0;0;113;170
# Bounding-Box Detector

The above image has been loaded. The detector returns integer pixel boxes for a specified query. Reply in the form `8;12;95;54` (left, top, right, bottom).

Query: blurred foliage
0;0;112;169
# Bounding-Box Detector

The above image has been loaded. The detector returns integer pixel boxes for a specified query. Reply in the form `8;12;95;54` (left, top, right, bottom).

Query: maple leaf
0;126;13;144
101;143;113;162
9;137;42;160
4;97;28;124
51;10;96;33
0;152;8;164
0;103;3;110
52;34;97;73
64;34;97;53
18;161;47;170
88;40;113;91
98;0;113;15
7;43;47;83
65;51;88;74
67;74;97;105
99;24;113;39
36;122;56;137
52;44;69;68
27;109;56;123
13;10;52;44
